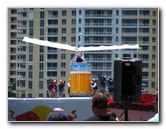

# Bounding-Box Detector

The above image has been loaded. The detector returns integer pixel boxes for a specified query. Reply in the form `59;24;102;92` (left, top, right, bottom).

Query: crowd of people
47;93;158;122
47;93;121;121
47;75;114;98
91;75;114;99
47;79;65;98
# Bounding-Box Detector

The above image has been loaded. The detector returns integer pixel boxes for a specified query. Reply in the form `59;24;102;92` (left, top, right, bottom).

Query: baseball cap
92;93;108;109
47;108;69;121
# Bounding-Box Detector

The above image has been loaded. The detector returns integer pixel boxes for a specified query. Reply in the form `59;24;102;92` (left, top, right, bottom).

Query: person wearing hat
85;93;117;121
47;108;69;121
74;52;85;62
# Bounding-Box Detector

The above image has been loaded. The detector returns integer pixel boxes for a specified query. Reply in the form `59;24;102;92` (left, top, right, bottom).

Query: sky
1;0;164;128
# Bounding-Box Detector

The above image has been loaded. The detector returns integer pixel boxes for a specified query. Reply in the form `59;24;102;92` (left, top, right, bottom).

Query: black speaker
113;58;142;103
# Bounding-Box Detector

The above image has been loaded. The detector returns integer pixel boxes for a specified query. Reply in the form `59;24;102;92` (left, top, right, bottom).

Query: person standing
84;93;117;121
47;79;53;98
107;77;113;99
67;79;70;96
57;80;65;98
52;80;57;98
91;79;98;95
148;96;159;122
98;75;107;95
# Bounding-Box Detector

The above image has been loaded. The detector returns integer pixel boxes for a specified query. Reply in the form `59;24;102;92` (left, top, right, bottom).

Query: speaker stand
124;102;129;121
119;102;130;121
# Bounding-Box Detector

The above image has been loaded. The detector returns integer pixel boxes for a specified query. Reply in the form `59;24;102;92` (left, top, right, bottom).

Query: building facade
8;8;159;97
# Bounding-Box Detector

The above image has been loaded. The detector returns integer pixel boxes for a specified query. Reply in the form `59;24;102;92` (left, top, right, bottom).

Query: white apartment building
8;8;159;97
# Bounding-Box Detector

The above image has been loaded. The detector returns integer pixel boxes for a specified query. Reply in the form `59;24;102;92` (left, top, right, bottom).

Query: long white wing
23;36;141;51
23;37;78;51
78;44;141;51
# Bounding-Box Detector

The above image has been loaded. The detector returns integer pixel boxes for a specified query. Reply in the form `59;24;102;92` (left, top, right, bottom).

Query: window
62;19;66;25
116;28;118;33
116;19;119;24
152;37;156;43
40;29;44;36
40;11;44;18
40;46;44;53
48;19;58;26
142;63;149;69
71;54;75;59
116;36;118;42
61;62;66;68
39;71;43;79
152;63;156;69
152;28;156;34
151;82;155;88
152;19;156;25
123;54;131;58
40;37;44;40
29;21;33;27
62;28;66;33
39;93;43;97
134;54;137;58
116;10;119;15
39;81;43;89
142;72;148;79
29;46;33;53
108;10;112;16
153;11;156;16
72;10;76;16
71;28;76;33
29;55;33;61
71;36;76;42
152;54;156;60
142;46;149;51
47;71;57;77
29;29;33;36
79;19;81;24
62;10;66;16
152;46;156;52
29;65;33;70
28;81;32;89
61;71;66;77
40;20;44;27
79;10;81;15
61;54;66;59
79;27;81;33
142;55;149;61
61;36;66;42
47;37;58;42
72;19;76;24
47;63;57;70
28;93;32;98
39;54;44;61
47;54;57;60
29;72;33;79
152;72;155;78
39;63;44;70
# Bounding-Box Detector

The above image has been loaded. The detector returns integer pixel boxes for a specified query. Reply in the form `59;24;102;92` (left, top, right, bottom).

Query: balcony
85;14;112;17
